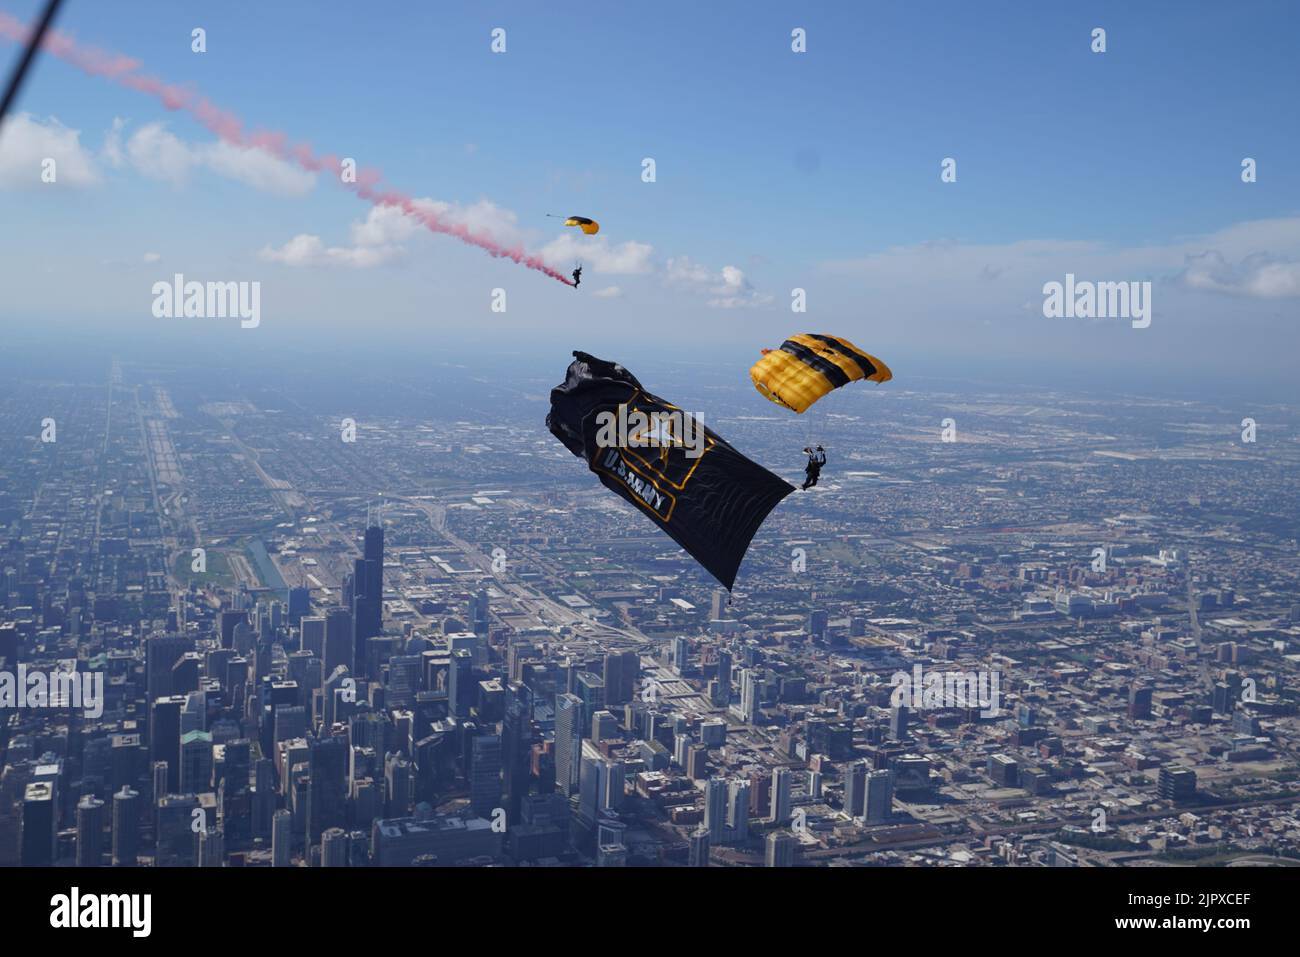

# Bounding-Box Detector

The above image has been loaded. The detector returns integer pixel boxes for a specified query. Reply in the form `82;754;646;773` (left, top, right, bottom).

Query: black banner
547;351;794;590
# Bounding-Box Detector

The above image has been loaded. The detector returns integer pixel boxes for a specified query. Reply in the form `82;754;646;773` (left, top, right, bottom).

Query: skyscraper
111;787;139;868
890;704;909;741
765;830;799;867
555;693;583;796
844;759;867;818
727;779;750;844
449;649;474;719
771;767;793;825
704;776;728;844
323;607;353;681
20;782;56;866
76;795;105;867
740;669;763;725
272;809;292;867
864;770;894;824
602;650;638;706
689;825;711;866
350;518;385;676
501;684;534;823
470;733;503;817
307;735;348;843
146;634;193;702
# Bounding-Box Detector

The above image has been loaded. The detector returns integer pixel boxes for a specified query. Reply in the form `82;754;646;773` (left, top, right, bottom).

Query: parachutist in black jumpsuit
801;446;826;490
572;266;582;288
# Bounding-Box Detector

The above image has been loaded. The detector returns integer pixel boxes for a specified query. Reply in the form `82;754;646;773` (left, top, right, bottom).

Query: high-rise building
146;634;194;700
179;730;214;795
808;609;828;639
198;827;224;867
765;830;799;867
218;610;246;650
75;795;106;867
20;782;57;866
300;616;326;658
501;684;534;823
575;672;606;731
844;759;867;818
602;650;638;706
323;608;353;681
740;669;763;725
555;693;583;796
715;650;733;705
689;825;711;866
864;769;894;824
321;827;350;866
287;586;311;624
111;787;139;867
704;776;728;844
987;754;1018;788
449;649;474;718
307;736;348;843
591;709;619;743
470;589;490;637
272;809;293;867
727;779;750;844
470;734;503;817
347;519;385;677
156;795;199;867
1158;766;1198;802
770;767;792;825
889;704;909;741
149;695;186;793
671;636;690;674
1128;683;1153;721
710;589;727;620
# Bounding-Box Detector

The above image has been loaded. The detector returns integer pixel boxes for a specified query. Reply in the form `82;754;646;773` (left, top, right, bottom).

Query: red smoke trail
0;12;575;285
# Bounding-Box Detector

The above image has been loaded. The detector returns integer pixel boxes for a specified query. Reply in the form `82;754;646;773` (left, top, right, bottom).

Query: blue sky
1;0;1297;391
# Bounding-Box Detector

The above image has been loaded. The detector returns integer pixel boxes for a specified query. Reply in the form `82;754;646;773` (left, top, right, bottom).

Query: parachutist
801;445;825;490
571;266;582;288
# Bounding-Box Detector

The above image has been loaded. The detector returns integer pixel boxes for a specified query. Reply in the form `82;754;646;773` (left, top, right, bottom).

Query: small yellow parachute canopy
750;333;892;414
564;216;600;235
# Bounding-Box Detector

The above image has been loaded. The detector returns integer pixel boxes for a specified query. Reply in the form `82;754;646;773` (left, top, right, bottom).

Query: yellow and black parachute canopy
564;216;600;235
750;333;892;414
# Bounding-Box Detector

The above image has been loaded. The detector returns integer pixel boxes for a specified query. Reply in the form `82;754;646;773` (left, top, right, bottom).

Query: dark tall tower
350;515;385;677
111;787;139;867
307;735;348;844
502;684;535;823
76;795;106;867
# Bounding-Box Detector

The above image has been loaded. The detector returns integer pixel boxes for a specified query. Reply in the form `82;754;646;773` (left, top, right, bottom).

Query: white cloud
821;217;1300;302
665;255;773;308
143;252;161;263
206;141;317;196
540;234;655;275
259;232;403;268
0;113;100;189
1180;249;1300;299
592;285;623;298
121;122;315;195
103;117;126;168
123;123;199;186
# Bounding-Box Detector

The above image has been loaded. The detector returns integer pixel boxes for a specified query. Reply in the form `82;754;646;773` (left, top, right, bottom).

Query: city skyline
0;3;1297;934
